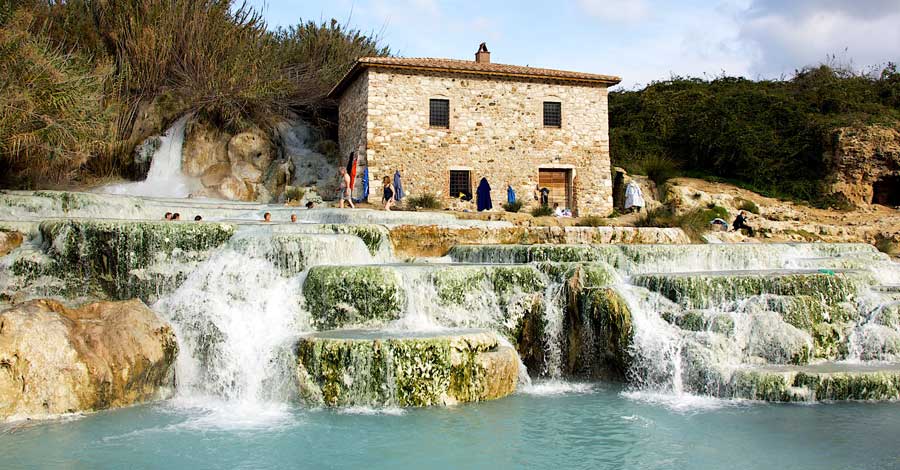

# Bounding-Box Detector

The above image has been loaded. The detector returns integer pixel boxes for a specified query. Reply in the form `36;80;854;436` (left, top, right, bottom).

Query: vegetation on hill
0;0;388;187
610;63;900;206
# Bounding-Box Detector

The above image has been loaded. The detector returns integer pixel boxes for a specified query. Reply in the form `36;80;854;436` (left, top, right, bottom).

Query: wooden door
538;169;571;209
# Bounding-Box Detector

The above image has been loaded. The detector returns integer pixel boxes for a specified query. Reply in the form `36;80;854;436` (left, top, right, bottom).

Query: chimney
475;42;490;64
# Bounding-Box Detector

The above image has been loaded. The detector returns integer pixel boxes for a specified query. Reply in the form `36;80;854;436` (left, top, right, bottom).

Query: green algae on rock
727;364;900;401
303;266;405;329
632;270;873;309
37;219;235;301
296;329;518;407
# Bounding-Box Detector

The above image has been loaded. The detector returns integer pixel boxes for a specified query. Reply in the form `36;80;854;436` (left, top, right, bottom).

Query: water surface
3;384;899;470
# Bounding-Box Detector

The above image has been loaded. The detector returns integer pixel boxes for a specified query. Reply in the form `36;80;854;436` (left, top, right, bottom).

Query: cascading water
152;227;376;417
101;115;200;198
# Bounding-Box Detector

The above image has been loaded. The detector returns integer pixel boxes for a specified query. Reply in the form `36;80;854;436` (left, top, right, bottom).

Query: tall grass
276;19;390;110
0;10;114;186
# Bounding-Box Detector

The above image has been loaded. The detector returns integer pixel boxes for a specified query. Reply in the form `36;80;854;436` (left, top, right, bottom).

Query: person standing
338;167;355;209
624;181;645;213
382;176;395;211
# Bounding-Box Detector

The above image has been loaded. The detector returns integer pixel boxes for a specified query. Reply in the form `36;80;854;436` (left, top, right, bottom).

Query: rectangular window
430;99;450;128
543;101;562;128
449;170;471;199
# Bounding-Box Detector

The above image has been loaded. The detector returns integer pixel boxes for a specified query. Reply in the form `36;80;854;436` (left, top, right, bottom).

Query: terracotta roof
328;56;621;98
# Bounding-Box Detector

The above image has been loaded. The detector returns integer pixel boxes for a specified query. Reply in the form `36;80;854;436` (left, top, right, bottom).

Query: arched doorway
871;175;900;207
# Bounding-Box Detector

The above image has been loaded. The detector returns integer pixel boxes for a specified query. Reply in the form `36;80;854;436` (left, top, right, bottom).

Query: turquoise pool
3;383;899;470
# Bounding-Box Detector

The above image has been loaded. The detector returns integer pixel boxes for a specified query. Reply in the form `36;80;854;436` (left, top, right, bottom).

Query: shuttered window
543;101;561;128
430;99;450;128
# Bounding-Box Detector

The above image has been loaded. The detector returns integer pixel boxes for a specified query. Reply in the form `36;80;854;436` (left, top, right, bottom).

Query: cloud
577;0;651;23
739;0;900;76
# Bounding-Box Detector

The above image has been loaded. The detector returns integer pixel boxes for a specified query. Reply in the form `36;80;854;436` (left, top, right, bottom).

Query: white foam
100;115;200;198
620;390;751;413
336;406;406;416
519;380;595;396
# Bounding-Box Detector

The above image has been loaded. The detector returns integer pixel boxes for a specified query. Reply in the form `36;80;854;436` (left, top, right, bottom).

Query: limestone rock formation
180;116;293;203
0;230;23;257
0;299;177;421
182;119;230;177
296;329;518;407
828;125;900;207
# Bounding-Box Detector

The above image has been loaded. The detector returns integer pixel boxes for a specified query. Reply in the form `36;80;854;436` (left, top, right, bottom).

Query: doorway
538;168;573;210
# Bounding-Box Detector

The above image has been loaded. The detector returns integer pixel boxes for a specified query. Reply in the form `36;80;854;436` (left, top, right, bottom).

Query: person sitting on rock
732;211;754;236
263;212;271;223
290;214;297;223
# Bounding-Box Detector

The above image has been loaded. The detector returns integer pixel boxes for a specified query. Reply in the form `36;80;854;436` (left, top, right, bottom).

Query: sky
246;0;900;89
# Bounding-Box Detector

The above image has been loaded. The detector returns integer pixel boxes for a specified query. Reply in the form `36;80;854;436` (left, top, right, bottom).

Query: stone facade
336;60;618;215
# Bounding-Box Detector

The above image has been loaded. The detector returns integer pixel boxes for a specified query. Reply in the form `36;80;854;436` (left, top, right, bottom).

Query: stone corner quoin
333;51;618;217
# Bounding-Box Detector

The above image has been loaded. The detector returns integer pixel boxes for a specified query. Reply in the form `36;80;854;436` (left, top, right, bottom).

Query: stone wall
338;70;370;182
347;68;614;215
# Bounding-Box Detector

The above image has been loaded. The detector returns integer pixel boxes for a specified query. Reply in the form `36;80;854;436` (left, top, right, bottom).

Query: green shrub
407;193;442;210
575;215;607;227
736;198;760;214
703;204;730;221
530;205;553;217
641;155;679;187
636;206;714;242
876;238;900;257
502;200;523;213
284;187;306;202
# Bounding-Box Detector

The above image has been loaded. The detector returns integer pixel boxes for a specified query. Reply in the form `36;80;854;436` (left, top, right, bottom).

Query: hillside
609;65;900;208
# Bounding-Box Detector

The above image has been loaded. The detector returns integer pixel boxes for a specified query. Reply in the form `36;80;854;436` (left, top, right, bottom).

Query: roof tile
328;56;621;98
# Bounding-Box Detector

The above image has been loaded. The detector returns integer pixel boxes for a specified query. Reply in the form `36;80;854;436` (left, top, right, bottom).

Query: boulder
0;299;177;421
182;119;231;177
0;230;23;257
231;161;263;182
228;129;274;170
200;163;232;188
219;176;252;201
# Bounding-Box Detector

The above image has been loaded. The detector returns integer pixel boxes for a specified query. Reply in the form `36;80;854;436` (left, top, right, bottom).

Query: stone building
328;44;621;215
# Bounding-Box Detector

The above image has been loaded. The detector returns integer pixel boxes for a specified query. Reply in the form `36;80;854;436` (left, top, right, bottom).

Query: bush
274;19;390;111
736;198;760;214
575;215;607;227
635;206;715;242
502;200;523;213
530;205;553;217
284;187;306;202
0;9;115;186
641;155;679;187
703;204;730;221
876;238;899;257
407;193;442;210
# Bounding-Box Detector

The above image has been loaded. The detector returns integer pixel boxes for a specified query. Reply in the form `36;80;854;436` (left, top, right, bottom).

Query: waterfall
101;115;199;198
153;228;376;410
